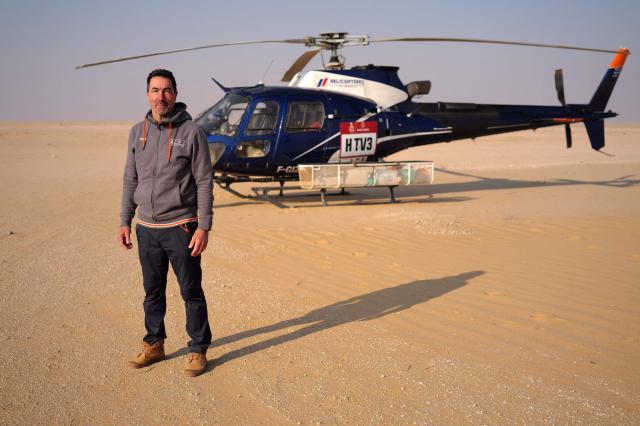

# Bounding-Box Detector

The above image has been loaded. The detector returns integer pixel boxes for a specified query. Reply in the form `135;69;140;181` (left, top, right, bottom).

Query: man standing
118;69;213;377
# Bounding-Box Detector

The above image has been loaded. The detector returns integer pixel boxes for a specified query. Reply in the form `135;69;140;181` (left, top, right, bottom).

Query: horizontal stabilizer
584;119;605;151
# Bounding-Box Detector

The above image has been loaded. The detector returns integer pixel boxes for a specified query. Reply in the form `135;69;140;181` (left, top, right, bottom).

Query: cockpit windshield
196;94;249;137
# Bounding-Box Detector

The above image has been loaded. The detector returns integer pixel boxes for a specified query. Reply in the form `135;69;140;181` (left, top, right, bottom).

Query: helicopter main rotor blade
75;39;307;69
281;49;321;82
77;33;625;71
369;37;619;54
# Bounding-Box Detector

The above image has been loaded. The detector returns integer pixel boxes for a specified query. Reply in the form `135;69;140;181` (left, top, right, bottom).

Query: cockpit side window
245;101;280;136
196;94;249;137
285;102;325;133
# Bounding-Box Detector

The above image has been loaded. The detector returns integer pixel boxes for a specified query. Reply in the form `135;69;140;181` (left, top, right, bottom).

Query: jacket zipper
151;122;162;220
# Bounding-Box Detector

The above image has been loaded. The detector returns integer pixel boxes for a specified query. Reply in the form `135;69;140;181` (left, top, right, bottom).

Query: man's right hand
118;226;133;250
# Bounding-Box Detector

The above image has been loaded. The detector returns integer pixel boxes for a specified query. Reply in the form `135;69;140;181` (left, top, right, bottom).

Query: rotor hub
304;32;370;69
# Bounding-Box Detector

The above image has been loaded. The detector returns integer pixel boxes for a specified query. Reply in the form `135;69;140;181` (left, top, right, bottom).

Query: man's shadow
205;271;484;370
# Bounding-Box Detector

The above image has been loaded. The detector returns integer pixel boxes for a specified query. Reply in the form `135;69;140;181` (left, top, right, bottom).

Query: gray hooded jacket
120;103;213;230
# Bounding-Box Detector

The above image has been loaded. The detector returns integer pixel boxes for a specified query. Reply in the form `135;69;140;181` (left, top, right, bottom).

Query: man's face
147;76;177;120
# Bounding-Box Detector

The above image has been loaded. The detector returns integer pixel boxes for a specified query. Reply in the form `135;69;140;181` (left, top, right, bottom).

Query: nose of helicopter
207;135;230;166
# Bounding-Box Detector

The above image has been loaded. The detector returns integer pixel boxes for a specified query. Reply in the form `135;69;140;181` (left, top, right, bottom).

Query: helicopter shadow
336;168;639;202
203;270;484;372
424;168;640;195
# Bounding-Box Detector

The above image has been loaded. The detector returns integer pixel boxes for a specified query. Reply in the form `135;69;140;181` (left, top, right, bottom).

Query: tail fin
584;119;605;151
589;47;630;111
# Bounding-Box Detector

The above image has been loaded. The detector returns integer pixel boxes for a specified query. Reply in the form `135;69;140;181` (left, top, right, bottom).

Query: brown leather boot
183;352;207;377
128;340;165;369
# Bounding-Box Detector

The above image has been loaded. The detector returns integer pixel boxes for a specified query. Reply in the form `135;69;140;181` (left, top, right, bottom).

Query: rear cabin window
234;139;271;158
285;102;325;132
245;101;279;136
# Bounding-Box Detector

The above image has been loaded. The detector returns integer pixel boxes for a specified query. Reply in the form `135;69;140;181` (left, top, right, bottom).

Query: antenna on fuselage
210;78;230;93
258;59;274;85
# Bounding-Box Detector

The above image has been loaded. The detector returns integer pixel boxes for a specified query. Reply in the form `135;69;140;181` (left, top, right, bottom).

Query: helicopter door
232;100;281;174
278;99;332;167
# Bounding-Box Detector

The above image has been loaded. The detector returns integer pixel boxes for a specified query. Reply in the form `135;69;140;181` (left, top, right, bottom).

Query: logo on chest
170;138;186;148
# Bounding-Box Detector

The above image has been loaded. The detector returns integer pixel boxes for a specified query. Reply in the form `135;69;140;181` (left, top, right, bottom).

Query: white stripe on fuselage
292;106;453;161
377;129;452;143
292;112;376;161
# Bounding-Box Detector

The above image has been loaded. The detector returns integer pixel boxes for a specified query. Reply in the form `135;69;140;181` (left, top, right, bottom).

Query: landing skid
215;172;416;207
219;182;393;208
251;186;354;208
214;173;297;207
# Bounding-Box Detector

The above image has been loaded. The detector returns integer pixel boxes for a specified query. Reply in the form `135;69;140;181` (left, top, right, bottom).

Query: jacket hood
145;102;192;125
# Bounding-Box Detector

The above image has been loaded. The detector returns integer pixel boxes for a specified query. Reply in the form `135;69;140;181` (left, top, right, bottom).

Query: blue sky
1;0;638;121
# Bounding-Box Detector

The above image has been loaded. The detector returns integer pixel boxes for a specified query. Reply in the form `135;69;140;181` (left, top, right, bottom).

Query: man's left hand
188;229;209;257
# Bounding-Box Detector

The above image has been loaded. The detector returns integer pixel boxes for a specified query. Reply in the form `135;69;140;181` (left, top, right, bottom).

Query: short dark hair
147;69;177;92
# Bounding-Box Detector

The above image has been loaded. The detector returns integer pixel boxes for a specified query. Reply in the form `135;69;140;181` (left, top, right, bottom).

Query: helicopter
77;32;630;187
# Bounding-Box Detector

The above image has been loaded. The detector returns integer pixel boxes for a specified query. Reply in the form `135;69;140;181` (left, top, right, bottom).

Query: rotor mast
304;32;369;69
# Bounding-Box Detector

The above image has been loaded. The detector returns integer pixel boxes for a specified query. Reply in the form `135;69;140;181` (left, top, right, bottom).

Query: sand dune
0;122;638;424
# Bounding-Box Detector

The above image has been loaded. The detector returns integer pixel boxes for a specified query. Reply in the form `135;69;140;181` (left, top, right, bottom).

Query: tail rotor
554;68;573;149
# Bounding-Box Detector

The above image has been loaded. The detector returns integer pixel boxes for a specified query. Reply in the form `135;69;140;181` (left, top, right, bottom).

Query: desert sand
0;122;639;424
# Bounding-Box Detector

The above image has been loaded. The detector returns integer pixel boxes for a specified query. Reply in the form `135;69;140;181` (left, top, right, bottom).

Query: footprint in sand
503;320;527;329
352;251;370;258
313;239;331;245
530;313;568;324
623;336;640;345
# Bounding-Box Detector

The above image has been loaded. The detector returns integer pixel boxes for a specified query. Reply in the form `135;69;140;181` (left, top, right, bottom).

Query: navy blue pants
136;223;212;354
